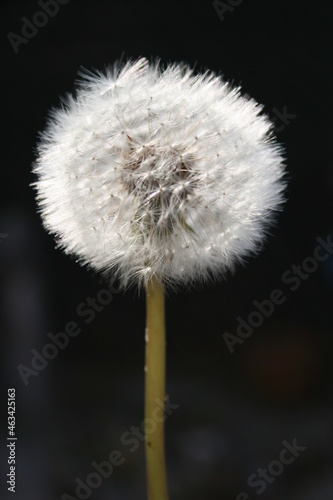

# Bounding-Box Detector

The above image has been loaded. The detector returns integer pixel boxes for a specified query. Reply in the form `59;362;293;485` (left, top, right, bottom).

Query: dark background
1;1;333;499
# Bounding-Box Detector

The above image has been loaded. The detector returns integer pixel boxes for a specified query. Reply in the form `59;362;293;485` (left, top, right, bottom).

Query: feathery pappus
33;57;286;289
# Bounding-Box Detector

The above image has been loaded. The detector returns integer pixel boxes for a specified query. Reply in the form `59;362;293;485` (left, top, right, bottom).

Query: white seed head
33;57;286;290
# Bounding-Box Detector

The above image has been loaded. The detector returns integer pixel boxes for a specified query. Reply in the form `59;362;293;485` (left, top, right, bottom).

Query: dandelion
32;57;285;499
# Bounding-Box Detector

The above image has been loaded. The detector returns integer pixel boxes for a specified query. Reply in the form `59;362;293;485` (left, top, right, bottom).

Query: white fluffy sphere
33;57;285;289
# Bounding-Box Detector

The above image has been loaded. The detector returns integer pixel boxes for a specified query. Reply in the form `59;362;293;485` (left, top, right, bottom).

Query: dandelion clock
32;57;285;498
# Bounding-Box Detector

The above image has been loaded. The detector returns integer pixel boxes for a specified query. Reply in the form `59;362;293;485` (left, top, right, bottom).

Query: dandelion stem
145;277;169;500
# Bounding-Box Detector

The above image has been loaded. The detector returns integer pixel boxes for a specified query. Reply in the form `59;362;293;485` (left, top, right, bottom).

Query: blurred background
1;0;333;499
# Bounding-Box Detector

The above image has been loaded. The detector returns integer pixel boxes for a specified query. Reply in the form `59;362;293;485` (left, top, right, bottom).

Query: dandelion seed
32;57;285;291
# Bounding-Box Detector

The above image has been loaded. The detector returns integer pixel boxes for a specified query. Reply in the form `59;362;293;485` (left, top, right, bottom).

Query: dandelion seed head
33;57;286;289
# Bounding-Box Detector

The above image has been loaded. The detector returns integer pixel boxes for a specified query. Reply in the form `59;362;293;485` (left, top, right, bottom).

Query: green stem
145;277;169;500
